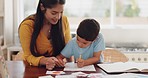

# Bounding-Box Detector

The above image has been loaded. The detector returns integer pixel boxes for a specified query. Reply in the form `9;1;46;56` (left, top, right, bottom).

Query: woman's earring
40;3;46;13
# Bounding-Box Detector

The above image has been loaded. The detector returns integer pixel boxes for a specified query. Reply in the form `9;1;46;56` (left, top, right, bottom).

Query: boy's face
76;36;92;48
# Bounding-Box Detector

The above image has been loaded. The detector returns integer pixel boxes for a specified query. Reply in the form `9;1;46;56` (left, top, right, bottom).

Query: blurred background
1;0;148;62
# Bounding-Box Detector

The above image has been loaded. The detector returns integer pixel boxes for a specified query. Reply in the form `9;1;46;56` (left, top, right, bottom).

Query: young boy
56;19;105;68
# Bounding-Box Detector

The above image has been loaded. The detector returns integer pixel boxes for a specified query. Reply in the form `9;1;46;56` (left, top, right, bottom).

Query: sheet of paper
46;71;65;75
87;73;104;78
38;75;53;78
64;62;96;71
71;72;87;76
55;75;76;78
55;72;88;78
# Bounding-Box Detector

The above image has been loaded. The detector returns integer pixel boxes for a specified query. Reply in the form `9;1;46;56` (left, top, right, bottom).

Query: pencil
79;54;82;59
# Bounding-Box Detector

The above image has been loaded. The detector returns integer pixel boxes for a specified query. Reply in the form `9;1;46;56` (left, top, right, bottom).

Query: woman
19;0;71;70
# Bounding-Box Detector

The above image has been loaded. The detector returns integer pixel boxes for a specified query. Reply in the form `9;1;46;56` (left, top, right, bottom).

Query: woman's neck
42;20;51;38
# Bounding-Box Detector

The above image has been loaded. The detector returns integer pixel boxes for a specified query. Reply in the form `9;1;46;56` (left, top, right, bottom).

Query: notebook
97;62;148;73
64;62;96;71
0;48;9;78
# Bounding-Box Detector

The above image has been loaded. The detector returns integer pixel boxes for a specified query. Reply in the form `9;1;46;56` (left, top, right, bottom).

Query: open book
97;62;148;73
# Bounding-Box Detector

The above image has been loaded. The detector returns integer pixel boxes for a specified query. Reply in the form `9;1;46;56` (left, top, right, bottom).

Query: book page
64;62;96;71
104;73;148;78
97;62;145;73
134;63;148;72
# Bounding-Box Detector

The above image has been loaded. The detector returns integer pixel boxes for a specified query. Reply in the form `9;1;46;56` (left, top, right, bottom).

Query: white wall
0;18;3;36
4;0;13;46
0;0;4;36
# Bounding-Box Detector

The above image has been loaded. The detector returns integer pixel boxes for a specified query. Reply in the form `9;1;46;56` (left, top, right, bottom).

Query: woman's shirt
19;15;71;66
61;33;105;62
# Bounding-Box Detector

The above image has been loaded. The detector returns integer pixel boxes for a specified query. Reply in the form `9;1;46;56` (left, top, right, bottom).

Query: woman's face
76;36;92;48
44;4;64;25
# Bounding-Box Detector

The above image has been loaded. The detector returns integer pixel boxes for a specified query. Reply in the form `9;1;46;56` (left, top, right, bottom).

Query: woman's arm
19;21;58;70
19;20;44;66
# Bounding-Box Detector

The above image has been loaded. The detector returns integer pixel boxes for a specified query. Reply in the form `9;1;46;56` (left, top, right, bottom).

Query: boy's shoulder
97;33;103;38
93;33;104;43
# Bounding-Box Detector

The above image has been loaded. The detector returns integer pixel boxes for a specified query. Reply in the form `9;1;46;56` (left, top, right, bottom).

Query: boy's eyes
77;40;87;45
83;43;87;45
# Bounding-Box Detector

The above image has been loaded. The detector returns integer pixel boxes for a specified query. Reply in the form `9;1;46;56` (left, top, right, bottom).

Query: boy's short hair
77;19;100;41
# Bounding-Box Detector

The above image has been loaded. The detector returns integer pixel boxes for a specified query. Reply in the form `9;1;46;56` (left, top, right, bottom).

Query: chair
103;48;129;62
0;35;4;46
0;35;6;50
0;47;9;78
13;50;24;61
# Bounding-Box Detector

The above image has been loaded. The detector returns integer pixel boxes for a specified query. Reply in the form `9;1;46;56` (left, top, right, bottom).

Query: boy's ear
40;3;45;11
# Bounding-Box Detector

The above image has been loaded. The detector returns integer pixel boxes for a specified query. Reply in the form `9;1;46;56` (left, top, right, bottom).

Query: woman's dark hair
77;19;100;41
30;0;66;57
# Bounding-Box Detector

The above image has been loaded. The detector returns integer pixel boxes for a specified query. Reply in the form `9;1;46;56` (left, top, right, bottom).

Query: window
13;0;148;45
64;0;148;30
23;0;148;30
115;0;148;28
64;0;111;31
24;0;38;18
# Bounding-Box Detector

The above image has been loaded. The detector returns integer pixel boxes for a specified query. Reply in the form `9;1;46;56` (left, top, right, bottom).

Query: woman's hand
55;58;66;67
40;57;58;70
46;57;58;70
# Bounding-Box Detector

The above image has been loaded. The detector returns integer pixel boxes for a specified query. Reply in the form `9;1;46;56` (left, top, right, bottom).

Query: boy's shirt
61;33;105;62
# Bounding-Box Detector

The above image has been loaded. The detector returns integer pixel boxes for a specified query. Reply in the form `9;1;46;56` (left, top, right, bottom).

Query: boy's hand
77;55;85;68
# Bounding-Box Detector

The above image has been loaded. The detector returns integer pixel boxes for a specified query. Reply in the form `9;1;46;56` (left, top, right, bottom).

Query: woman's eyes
51;12;63;15
51;12;57;15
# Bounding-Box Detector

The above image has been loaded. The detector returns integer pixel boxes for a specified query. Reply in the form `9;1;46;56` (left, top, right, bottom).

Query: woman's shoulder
62;15;68;20
20;14;35;29
62;15;68;24
19;14;35;32
61;15;70;33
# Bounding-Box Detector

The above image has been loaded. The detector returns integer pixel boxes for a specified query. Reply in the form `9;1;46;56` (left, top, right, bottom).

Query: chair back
13;51;24;61
103;48;128;62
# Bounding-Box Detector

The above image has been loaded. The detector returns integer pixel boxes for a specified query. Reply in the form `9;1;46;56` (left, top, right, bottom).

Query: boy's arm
56;40;73;67
83;51;102;66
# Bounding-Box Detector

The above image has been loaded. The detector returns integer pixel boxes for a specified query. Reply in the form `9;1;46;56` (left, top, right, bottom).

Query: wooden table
6;61;106;78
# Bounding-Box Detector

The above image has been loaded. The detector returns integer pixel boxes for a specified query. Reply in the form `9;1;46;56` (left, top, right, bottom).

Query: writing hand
77;55;84;68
